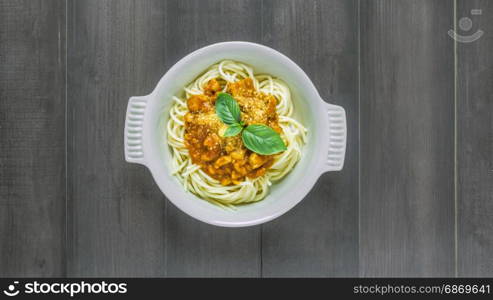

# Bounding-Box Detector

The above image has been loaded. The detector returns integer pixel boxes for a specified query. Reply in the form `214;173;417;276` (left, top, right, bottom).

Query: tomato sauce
183;78;282;185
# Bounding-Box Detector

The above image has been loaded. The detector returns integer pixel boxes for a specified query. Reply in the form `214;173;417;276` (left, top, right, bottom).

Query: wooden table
1;0;491;277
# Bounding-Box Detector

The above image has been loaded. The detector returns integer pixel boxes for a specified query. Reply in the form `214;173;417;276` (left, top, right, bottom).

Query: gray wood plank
457;0;493;277
0;0;66;276
359;0;455;276
67;0;169;276
67;0;262;277
260;0;359;277
163;0;262;277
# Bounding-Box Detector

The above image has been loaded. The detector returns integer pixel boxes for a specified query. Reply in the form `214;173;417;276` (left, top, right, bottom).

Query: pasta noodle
166;60;306;207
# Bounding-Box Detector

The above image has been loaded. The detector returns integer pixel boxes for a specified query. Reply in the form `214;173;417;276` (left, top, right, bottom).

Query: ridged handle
321;102;346;172
124;95;148;165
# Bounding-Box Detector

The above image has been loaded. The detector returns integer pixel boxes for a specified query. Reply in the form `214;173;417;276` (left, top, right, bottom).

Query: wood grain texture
162;0;262;277
0;0;66;276
260;0;359;277
6;0;493;277
67;0;169;276
457;0;493;277
67;0;262;277
359;0;455;276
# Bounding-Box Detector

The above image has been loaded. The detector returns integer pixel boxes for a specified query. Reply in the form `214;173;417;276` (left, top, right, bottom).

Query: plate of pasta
124;42;346;227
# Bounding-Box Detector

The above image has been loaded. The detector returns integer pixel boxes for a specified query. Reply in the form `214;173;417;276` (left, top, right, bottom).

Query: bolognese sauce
183;78;283;186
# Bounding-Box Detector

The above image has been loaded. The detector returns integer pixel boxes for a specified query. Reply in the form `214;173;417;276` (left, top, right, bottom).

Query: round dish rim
125;41;344;227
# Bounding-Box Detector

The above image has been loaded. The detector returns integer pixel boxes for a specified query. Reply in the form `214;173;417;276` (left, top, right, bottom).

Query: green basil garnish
223;123;243;137
242;124;287;155
214;92;287;155
215;93;241;125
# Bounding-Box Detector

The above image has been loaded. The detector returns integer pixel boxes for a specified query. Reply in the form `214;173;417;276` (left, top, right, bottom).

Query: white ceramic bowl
124;42;346;227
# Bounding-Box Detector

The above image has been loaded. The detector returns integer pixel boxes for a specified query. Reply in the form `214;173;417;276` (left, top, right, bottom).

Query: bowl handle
124;95;149;165
320;102;347;173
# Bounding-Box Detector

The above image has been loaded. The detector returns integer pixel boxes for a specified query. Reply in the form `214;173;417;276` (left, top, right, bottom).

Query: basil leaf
215;93;241;125
223;124;243;137
241;124;287;155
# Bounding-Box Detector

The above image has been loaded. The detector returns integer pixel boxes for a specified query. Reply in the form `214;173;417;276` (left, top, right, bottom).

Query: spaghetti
167;60;306;207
